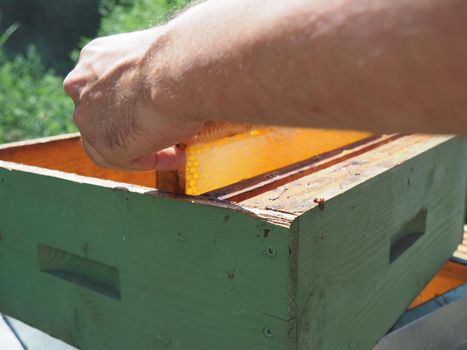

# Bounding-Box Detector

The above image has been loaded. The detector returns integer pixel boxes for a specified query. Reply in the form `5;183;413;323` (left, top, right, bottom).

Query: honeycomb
183;127;371;195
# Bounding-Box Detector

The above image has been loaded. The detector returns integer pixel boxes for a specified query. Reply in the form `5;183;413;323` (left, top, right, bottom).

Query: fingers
81;136;185;171
63;32;195;173
130;147;186;170
81;138;124;170
63;76;83;105
64;60;98;105
74;95;188;172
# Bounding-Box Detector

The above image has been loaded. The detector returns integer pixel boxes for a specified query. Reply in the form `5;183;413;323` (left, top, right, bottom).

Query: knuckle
63;71;89;102
82;141;107;168
83;37;102;52
86;151;102;167
78;43;97;62
72;108;97;148
72;106;85;125
100;148;127;168
63;73;79;95
63;73;74;88
81;142;98;163
81;41;93;53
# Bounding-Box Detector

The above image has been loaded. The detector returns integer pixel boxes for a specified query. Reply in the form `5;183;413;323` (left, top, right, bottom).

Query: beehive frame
158;127;371;195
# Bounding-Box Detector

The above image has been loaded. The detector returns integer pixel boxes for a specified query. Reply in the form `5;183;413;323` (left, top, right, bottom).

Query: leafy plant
0;1;194;144
0;22;20;48
98;0;192;35
0;25;75;143
71;0;192;67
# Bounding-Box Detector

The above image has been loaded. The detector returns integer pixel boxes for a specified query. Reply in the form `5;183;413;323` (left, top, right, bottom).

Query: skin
64;0;467;171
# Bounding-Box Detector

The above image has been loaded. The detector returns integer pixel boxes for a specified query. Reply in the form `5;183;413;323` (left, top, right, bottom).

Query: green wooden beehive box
0;133;465;350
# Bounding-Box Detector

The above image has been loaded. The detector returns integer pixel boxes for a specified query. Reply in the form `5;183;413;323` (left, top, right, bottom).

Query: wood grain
0;134;465;350
409;260;467;309
0;134;156;187
239;135;456;214
292;137;467;350
214;134;399;202
0;164;293;350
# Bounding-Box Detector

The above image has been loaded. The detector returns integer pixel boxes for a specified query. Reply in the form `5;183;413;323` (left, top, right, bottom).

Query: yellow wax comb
157;122;371;195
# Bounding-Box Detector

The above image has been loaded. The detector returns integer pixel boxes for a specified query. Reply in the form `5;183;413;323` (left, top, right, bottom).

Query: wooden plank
291;137;467;350
239;135;455;214
158;127;371;195
214;134;400;202
0;164;293;350
0;158;295;227
409;260;467;309
0;134;156;188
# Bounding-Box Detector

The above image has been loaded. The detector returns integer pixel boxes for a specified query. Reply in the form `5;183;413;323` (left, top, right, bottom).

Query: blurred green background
0;0;191;144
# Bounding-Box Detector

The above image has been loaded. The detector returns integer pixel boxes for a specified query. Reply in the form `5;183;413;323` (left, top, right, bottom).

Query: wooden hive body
0;132;465;350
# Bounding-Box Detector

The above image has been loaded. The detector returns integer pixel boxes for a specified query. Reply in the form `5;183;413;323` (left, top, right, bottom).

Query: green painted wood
1;136;466;350
294;137;467;350
0;169;292;350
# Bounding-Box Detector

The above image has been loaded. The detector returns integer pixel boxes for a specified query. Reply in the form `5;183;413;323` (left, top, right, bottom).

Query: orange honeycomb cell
182;127;371;195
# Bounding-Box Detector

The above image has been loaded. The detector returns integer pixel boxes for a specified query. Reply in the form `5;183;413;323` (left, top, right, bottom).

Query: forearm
154;0;467;134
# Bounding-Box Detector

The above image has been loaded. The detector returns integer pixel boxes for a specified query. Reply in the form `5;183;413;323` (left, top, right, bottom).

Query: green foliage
0;26;75;144
0;0;194;144
72;0;192;75
98;0;192;35
0;23;20;48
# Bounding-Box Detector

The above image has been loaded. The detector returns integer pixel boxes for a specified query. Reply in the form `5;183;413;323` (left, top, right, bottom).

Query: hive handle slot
389;208;428;264
38;244;121;300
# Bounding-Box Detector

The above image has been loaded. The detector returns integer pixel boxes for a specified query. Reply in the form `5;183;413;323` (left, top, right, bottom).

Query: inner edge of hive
0;131;403;205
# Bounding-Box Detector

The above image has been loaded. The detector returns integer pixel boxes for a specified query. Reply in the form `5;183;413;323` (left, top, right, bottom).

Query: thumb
129;146;186;171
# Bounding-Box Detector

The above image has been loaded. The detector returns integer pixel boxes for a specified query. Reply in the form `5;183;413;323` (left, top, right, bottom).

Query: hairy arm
64;0;467;170
163;0;467;133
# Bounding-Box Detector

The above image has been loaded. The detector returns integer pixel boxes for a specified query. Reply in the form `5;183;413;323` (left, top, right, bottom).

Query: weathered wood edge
0;159;295;228
0;133;81;151
292;136;467;350
0;135;457;225
212;134;398;201
155;169;185;193
287;220;299;350
0;166;293;349
0;133;156;188
0;158;298;349
239;135;457;214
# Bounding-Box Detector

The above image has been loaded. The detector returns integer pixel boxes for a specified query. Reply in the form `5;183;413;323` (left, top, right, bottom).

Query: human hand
63;27;204;171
